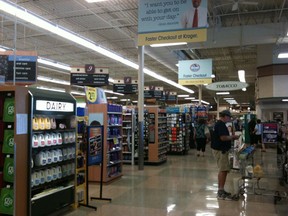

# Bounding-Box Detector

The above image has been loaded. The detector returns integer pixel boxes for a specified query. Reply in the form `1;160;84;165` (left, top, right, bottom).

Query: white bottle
32;134;39;148
45;150;52;164
39;170;46;184
35;151;47;166
52;167;58;180
57;149;63;162
52;150;58;163
45;133;52;146
51;133;57;146
56;166;62;179
45;169;53;182
56;133;63;145
38;134;45;147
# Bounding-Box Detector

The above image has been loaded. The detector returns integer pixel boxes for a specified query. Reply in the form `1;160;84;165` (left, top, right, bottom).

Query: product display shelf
75;115;88;207
167;112;185;154
28;88;77;216
0;86;29;216
87;104;123;183
122;107;135;165
146;106;168;165
133;109;149;164
183;113;192;153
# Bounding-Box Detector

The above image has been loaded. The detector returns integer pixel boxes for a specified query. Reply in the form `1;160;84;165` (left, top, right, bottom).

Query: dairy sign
36;100;74;112
178;59;212;85
206;81;248;91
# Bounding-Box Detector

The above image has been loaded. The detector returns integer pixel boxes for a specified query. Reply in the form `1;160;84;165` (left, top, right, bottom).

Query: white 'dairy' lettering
46;102;66;111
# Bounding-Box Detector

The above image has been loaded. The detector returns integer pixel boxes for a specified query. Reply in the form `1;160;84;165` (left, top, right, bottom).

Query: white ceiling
1;0;288;108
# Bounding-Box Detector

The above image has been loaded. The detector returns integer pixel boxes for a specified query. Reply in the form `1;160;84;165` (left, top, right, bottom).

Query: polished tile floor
65;145;287;216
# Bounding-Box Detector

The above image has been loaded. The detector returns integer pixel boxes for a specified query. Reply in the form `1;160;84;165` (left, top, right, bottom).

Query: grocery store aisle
64;145;287;216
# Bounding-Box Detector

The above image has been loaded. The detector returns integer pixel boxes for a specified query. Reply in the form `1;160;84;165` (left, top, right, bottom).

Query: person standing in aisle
181;0;208;28
194;118;210;157
254;119;265;152
248;118;256;145
211;110;239;200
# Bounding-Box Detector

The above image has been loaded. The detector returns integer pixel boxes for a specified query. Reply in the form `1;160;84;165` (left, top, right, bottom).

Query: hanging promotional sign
178;59;212;85
138;0;208;45
206;81;248;91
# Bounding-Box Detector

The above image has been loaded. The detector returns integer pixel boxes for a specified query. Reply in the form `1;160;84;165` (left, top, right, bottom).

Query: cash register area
64;146;287;216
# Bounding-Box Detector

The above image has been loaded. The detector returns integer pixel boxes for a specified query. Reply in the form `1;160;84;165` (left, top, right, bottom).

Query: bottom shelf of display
31;185;74;216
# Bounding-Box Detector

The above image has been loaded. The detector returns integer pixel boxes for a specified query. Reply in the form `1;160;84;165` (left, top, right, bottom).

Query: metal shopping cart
236;145;287;204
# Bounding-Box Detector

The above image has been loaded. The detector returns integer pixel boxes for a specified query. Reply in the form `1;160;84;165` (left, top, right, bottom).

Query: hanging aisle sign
0;50;37;84
138;0;208;46
144;86;163;98
206;81;249;91
113;77;138;94
70;65;109;86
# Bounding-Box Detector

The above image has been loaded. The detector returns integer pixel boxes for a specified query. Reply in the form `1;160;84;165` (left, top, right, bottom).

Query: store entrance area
64;146;287;216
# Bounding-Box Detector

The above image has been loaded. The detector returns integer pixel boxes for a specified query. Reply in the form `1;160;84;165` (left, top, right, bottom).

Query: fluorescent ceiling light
120;99;130;102
278;53;288;58
211;74;215;78
184;97;195;100
0;1;193;94
104;89;124;96
37;57;71;71
71;91;85;96
37;75;70;85
191;99;210;105
223;97;234;100
150;42;187;47
37;86;65;93
0;47;6;52
216;92;230;95
177;94;189;98
242;88;247;91
132;101;138;103
86;0;107;2
238;70;246;82
107;96;118;100
282;99;288;102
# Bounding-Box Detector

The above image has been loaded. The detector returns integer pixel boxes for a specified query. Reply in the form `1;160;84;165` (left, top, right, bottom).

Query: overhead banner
138;0;208;46
178;59;212;85
205;81;249;91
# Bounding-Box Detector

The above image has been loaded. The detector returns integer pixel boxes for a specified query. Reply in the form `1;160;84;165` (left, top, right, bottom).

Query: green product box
0;187;14;215
2;130;14;154
3;98;14;123
3;157;14;183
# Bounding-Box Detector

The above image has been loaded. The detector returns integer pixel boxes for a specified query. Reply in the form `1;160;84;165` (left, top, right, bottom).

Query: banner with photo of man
138;0;208;46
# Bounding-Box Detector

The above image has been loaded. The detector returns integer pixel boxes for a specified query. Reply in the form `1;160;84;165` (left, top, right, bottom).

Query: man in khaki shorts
211;110;239;200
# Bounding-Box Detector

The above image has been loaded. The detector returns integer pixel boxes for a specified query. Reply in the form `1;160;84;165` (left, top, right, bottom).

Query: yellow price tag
85;87;97;103
113;138;118;144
